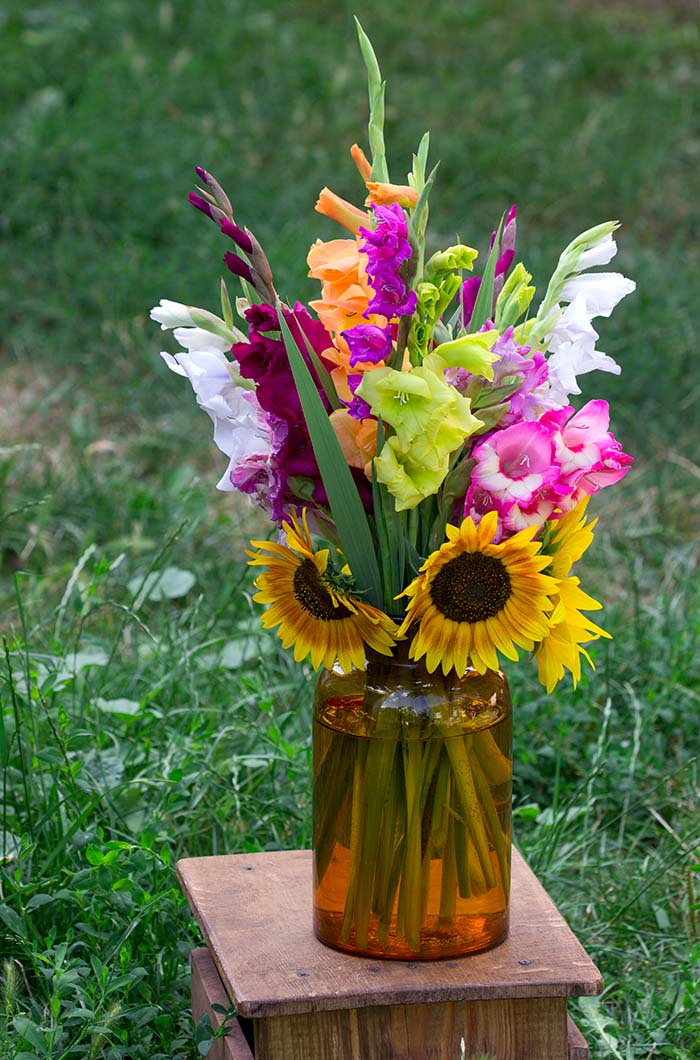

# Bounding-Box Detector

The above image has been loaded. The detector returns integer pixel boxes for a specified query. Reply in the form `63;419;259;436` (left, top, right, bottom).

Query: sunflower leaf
278;310;382;607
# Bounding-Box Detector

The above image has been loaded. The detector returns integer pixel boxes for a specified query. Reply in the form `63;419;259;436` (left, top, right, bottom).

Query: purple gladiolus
189;191;216;221
220;218;254;255
223;251;254;284
496;248;515;279
230;302;337;521
493;205;517;303
344;324;393;367
359;203;417;320
459;276;481;330
346;374;373;420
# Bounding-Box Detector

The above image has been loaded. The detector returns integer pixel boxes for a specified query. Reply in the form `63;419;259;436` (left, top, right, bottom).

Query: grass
1;0;700;1056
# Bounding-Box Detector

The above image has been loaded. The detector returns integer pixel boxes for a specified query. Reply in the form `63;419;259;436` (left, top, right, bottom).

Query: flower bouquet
153;23;633;959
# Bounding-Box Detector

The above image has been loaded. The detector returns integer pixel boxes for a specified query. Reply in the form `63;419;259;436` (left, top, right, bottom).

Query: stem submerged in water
313;657;512;957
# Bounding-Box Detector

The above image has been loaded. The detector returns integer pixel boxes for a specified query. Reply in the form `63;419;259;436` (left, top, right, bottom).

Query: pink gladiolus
468;421;560;511
501;492;559;535
543;400;633;496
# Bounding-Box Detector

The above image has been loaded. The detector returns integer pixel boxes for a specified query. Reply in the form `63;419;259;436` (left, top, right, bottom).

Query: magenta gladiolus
359;203;417;320
344;323;393;367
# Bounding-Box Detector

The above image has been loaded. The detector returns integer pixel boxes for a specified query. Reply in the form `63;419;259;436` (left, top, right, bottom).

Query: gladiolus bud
193;166;233;218
224;252;254;284
315;188;368;234
247;231;276;300
350;143;372;182
220;218;254;255
189;192;225;223
365;182;419;209
426;244;478;276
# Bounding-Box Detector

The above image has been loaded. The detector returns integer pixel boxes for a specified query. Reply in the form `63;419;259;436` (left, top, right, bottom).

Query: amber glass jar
312;647;512;960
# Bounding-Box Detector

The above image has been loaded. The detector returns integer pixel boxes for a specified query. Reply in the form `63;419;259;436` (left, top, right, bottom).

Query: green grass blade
278;310;382;606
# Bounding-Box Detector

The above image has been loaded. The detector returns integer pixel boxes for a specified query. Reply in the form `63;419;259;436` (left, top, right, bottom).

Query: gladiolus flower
359;203;417;320
315;188;369;234
545;294;622;402
468;421;561;511
431;331;500;380
542;400;633;496
343;323;393;367
561;272;636;319
365;182;419;208
330;409;377;472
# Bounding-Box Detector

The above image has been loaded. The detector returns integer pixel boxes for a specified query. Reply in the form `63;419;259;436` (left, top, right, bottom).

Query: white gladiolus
213;390;275;493
575;233;618;270
545;295;622;402
560;272;636;319
172;326;232;353
150;299;196;329
161;347;262;458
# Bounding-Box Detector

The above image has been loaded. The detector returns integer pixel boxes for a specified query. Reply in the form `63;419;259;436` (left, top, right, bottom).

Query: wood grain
177;847;602;1019
567;1013;590;1059
252;997;570;1059
191;948;255;1060
190;944;592;1059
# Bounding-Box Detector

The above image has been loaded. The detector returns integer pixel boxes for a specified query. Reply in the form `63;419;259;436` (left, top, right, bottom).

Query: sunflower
544;497;598;580
536;499;611;693
247;509;397;672
397;511;558;676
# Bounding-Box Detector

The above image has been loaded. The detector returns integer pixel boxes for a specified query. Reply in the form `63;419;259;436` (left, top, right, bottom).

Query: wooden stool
177;848;601;1060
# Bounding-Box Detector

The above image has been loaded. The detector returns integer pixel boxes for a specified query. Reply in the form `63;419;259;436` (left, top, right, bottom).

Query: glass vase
312;645;512;960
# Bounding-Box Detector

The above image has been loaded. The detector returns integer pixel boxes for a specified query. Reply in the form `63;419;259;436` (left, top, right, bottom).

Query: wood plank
177;848;603;1019
191;948;255;1060
567;1013;590;1059
253;997;570;1060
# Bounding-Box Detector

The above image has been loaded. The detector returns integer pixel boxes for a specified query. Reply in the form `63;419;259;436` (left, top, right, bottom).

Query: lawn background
1;1;699;1057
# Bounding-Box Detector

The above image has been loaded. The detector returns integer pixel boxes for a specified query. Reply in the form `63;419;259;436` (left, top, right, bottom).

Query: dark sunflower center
430;552;512;623
293;558;352;621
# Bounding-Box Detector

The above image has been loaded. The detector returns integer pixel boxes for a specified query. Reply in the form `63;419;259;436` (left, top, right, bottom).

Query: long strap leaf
278;310;382;607
292;310;342;411
469;214;504;332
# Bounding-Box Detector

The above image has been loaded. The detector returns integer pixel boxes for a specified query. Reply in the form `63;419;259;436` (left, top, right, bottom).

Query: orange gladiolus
307;236;391;403
350;143;372;181
315;188;368;234
365;182;419;209
307;237;385;337
330;409;377;475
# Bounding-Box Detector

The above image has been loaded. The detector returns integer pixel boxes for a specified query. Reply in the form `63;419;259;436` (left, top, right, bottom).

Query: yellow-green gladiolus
357;365;482;453
374;436;449;511
426;244;478;276
430;330;500;380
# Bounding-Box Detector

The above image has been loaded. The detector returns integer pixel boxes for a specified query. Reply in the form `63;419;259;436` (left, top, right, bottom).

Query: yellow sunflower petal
248;519;398;671
402;512;556;677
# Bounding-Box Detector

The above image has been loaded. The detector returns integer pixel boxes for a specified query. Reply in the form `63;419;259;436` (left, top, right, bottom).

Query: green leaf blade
469;214;504;333
278;311;383;607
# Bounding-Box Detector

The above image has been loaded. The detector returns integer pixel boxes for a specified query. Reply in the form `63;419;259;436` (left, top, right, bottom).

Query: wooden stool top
177;848;602;1020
